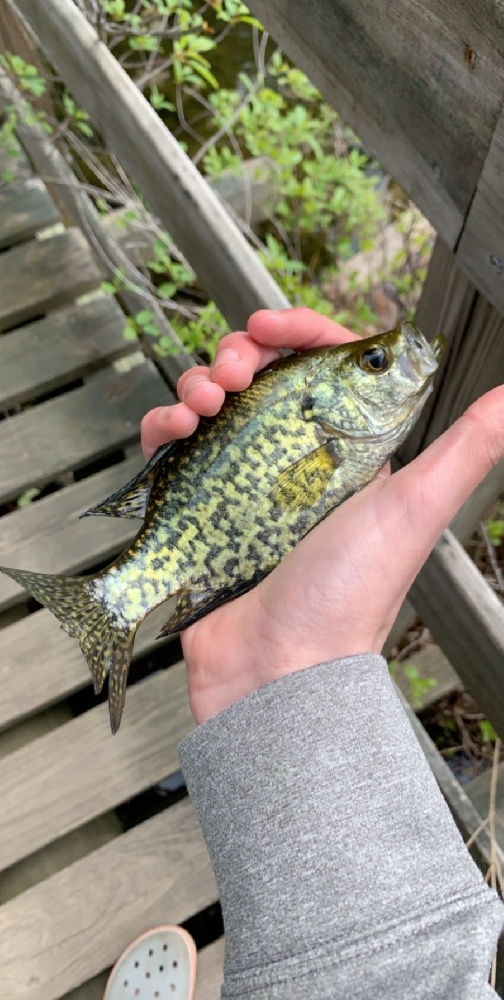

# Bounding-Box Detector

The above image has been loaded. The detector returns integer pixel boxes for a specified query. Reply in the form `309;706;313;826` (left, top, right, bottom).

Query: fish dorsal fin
80;441;178;520
270;444;340;510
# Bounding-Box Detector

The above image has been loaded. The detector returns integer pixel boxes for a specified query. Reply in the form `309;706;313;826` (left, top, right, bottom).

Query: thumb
375;385;504;586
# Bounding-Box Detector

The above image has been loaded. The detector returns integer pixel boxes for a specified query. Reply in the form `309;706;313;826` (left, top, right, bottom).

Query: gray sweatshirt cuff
179;654;503;999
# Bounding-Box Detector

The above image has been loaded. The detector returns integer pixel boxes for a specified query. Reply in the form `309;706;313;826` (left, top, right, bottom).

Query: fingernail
214;348;240;366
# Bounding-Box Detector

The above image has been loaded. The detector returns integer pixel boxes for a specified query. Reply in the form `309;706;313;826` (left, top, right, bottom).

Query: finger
210;309;360;393
141;403;200;460
248;307;361;350
177;367;226;416
210;330;282;392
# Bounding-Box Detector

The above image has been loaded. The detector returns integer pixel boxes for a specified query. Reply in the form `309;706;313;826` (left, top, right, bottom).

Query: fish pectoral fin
270;444;340;510
80;441;178;520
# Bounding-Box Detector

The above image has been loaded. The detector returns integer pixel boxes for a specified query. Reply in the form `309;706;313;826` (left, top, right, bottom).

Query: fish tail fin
0;564;137;734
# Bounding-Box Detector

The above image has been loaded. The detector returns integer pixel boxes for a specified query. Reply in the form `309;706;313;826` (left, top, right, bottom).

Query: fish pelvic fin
0;564;137;734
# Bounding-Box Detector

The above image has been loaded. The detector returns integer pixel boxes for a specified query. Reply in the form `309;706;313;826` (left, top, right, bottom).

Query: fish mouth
399;323;445;382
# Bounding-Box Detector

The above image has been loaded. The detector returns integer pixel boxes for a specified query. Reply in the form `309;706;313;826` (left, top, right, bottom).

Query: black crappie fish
0;323;444;733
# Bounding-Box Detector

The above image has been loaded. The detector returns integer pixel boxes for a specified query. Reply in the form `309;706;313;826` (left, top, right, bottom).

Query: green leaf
123;319;138;341
135;309;155;326
158;282;178;299
480;719;498;743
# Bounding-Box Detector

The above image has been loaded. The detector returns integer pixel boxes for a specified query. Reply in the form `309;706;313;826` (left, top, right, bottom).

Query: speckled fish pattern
0;324;444;733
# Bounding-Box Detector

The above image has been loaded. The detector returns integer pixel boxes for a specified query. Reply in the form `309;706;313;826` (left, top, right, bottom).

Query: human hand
142;308;504;725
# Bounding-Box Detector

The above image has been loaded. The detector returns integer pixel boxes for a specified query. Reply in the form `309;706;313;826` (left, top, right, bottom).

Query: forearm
179;654;503;999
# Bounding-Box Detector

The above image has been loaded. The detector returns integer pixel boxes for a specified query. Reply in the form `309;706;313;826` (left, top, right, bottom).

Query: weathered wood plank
195;938;225;1000
0;705;122;906
0;296;132;410
211;156;278;229
246;0;504;250
400;239;504;463
105;156;278;268
466;762;504;849
457;106;504;315
0;453;142;611
0;605;171;731
0;178;58;249
450;459;504;541
0;228;103;332
0;799;217;1000
11;0;289;330
0;361;170;504
408;530;504;738
0;71;195;370
393;644;461;711
0;662;192;872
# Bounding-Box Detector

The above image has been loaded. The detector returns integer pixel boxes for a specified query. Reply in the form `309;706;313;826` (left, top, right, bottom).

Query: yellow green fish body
0;323;444;733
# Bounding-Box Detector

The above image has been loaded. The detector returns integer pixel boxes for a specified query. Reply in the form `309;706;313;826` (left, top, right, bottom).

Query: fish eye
359;346;390;373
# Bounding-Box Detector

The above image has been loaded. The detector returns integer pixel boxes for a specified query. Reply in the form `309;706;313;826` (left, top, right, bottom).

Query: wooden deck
0;170;223;998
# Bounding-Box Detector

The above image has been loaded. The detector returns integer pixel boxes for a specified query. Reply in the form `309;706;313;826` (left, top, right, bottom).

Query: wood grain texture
195;938;225;1000
246;0;504;247
0;70;196;371
0;606;170;731
400;237;504;462
466;762;504;846
0;453;142;610
457;106;504;314
0;296;132;410
0;228;104;332
408;530;504;738
0;662;192;872
0;799;217;999
12;0;289;330
0;361;170;504
0;178;58;249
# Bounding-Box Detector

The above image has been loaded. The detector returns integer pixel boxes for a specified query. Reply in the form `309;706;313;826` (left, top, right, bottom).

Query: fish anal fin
158;572;268;638
80;441;178;521
270;444;340;510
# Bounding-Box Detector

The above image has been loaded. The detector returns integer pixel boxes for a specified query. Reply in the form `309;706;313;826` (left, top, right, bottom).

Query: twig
479;520;504;594
488;736;502;990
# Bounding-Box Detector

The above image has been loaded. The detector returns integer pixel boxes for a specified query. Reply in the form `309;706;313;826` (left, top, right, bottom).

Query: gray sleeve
178;653;503;999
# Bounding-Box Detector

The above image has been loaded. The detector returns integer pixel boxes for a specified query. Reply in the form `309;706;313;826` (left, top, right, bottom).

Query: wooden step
0;662;192;873
0;453;143;611
465;761;504;852
0;360;170;505
0;228;105;331
0;295;132;410
0;798;217;999
0;178;59;249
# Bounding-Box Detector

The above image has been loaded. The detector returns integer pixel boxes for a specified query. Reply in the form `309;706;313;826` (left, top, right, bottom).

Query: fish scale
0;323;445;733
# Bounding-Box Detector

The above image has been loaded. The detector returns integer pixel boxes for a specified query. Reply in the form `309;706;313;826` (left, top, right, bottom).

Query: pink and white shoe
104;925;197;1000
